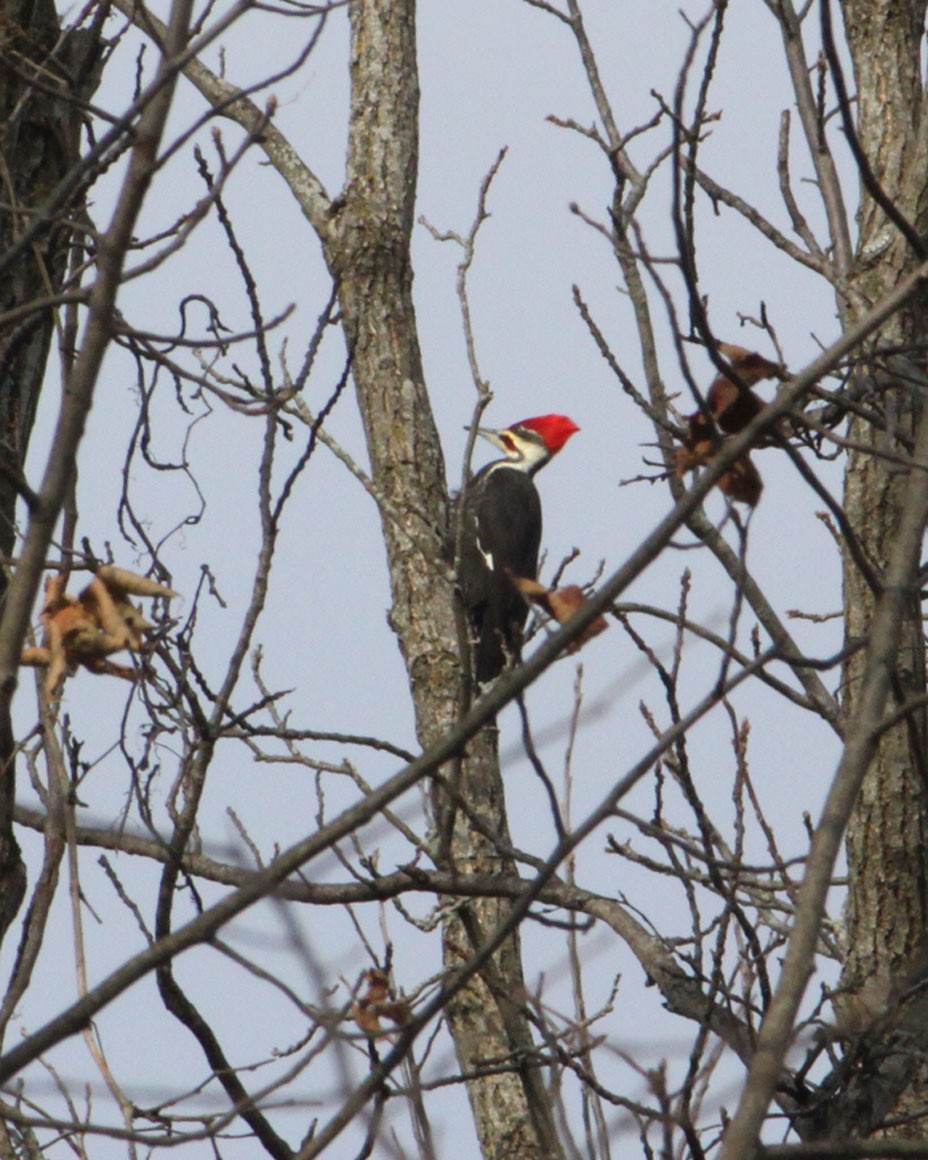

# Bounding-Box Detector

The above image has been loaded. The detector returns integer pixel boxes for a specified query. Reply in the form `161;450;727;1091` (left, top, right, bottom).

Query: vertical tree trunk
839;0;928;1134
439;727;564;1160
325;2;562;1155
0;0;99;943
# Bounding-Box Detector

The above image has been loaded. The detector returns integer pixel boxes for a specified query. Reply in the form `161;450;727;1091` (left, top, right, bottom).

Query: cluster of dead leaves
351;969;410;1037
513;576;608;655
675;342;785;506
21;566;176;698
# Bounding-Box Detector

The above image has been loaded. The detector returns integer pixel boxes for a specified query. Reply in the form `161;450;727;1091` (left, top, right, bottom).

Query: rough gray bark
321;2;562;1155
836;0;928;1138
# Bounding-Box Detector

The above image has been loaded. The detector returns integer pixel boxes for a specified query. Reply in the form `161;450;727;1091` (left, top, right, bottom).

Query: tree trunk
324;2;562;1155
837;0;928;1136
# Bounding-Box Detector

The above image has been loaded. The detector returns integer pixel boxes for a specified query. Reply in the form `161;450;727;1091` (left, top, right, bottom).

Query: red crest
514;414;580;454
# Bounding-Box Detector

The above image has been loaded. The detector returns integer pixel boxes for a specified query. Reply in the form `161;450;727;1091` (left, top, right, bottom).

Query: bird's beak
473;426;510;453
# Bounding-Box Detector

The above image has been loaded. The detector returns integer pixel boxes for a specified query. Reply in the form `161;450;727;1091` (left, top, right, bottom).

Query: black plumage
457;414;579;684
458;464;542;683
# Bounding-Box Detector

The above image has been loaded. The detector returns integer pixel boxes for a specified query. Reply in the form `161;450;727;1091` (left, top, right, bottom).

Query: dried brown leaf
671;341;780;504
96;565;177;599
718;454;764;506
19;647;52;668
513;577;608;653
351;969;409;1037
707;375;763;434
716;342;785;386
22;566;176;698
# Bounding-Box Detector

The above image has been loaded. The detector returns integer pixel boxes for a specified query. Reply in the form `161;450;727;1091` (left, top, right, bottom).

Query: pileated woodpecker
458;413;580;683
